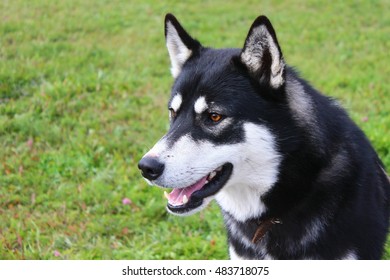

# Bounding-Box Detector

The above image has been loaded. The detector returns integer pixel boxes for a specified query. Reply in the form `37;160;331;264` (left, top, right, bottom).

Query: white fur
340;250;358;260
145;122;281;221
380;165;390;183
170;94;182;112
285;76;315;127
215;123;281;222
300;218;325;247
241;25;285;88
224;217;255;249
285;75;324;150
194;96;208;114
166;21;192;78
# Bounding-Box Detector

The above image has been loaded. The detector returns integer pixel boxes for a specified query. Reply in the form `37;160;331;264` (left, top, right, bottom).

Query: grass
0;0;389;259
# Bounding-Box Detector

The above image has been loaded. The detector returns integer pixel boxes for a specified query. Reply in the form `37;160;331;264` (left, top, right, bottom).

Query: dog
138;14;390;259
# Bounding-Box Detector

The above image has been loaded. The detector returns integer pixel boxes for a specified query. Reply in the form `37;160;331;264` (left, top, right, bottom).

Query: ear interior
240;16;285;88
165;14;201;78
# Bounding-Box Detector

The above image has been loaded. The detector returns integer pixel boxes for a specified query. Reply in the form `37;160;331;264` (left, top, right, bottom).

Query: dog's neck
222;210;282;246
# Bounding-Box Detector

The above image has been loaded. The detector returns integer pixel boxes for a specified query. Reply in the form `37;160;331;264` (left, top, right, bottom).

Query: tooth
209;171;217;180
182;195;188;204
164;191;169;200
205;180;209;184
216;166;223;172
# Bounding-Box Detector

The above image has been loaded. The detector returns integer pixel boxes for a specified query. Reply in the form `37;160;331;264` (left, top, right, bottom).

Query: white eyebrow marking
170;94;182;112
194;96;208;114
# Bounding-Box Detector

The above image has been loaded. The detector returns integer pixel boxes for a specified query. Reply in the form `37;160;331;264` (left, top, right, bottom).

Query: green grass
0;0;389;259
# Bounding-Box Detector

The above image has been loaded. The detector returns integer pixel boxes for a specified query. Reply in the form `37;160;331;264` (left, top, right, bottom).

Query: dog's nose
138;156;165;181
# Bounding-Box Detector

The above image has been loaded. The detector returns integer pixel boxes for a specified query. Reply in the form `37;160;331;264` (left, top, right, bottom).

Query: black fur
151;14;390;259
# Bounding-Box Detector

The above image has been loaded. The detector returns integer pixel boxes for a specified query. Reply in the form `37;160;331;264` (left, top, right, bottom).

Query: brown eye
209;113;222;122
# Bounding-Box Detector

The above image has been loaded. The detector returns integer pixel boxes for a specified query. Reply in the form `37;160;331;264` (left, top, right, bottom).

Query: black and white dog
138;14;390;259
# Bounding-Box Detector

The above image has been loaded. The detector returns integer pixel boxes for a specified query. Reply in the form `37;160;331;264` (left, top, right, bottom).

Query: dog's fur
138;14;390;259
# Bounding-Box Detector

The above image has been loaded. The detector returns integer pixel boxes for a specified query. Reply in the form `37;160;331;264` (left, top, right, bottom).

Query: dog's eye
209;113;222;123
169;108;177;119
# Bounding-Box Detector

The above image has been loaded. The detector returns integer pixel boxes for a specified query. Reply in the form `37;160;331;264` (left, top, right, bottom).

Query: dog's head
138;14;292;218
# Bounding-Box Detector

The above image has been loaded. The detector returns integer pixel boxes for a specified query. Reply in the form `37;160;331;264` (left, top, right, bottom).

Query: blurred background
0;0;389;259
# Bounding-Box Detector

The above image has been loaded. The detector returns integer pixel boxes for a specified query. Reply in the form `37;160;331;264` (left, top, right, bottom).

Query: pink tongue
168;176;208;205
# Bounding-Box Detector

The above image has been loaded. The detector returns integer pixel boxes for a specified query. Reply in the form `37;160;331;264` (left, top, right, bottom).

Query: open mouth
164;163;233;215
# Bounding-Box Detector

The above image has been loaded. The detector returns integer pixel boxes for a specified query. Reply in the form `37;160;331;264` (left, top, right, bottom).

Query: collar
251;217;282;244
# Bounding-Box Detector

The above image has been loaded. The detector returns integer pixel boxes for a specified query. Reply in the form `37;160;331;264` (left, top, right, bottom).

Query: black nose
138;157;165;180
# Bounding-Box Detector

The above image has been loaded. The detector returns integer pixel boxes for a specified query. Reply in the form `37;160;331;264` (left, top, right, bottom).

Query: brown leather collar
251;218;282;244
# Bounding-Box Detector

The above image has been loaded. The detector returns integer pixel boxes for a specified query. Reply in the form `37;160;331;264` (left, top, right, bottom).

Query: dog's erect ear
165;14;201;78
240;16;285;88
